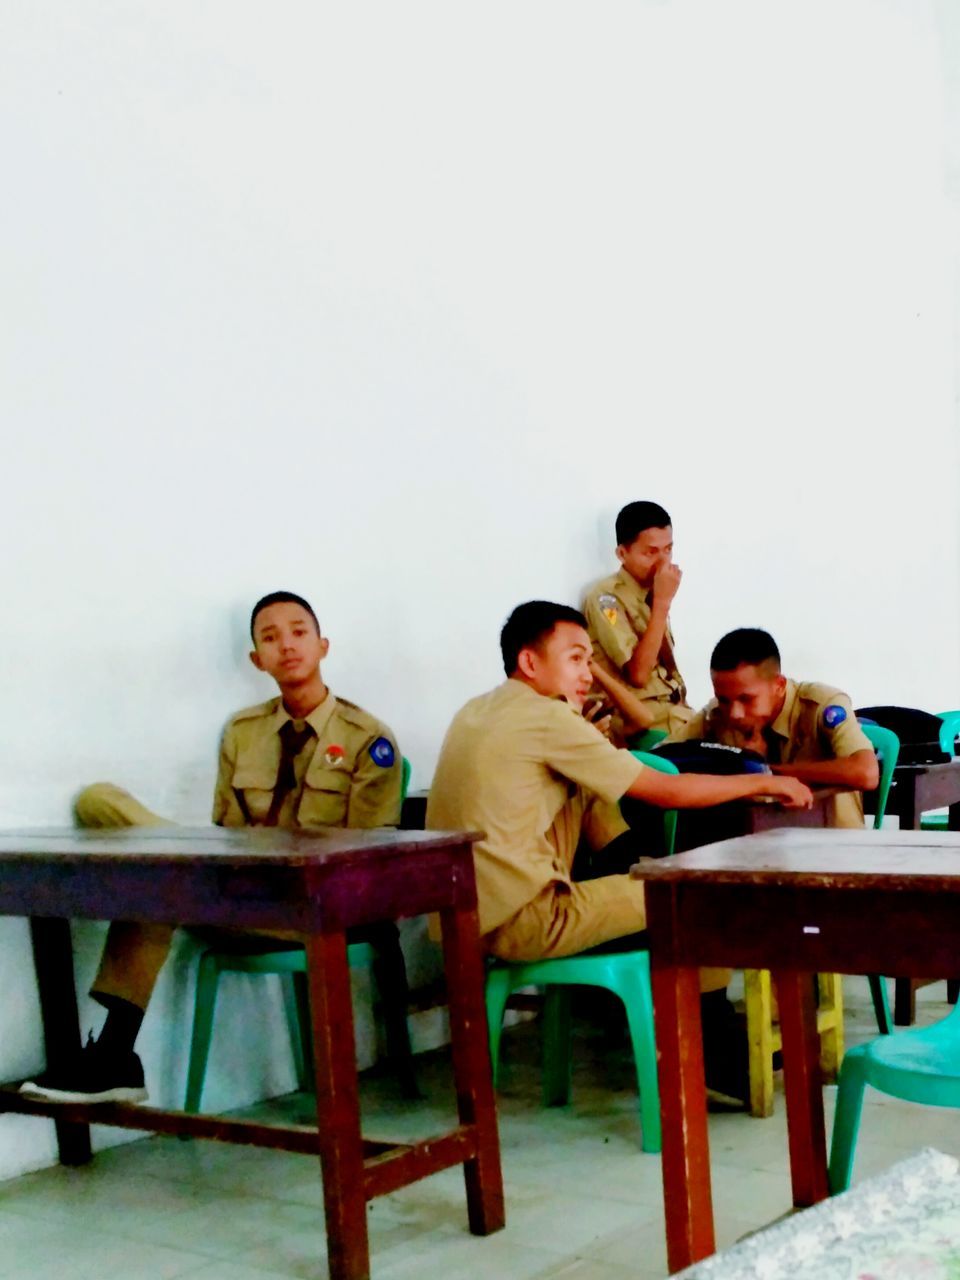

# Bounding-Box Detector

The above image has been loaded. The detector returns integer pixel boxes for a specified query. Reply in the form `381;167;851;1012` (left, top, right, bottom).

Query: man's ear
615;544;627;566
249;649;264;672
774;673;787;695
515;647;538;680
318;636;330;661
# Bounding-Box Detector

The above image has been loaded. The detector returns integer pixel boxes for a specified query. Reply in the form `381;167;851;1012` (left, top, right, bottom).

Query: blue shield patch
369;737;396;768
823;705;847;729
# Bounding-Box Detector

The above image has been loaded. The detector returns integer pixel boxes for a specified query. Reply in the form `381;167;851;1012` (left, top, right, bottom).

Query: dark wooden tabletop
0;825;479;866
632;827;960;890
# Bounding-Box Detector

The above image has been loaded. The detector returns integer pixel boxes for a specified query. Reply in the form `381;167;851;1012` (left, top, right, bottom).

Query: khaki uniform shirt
583;569;691;733
212;693;401;830
426;680;642;935
671;679;872;828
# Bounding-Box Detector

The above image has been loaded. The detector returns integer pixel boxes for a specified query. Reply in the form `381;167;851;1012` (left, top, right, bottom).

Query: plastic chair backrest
858;722;900;830
401;756;412;802
632;728;668;752
630;749;680;856
937;711;960;758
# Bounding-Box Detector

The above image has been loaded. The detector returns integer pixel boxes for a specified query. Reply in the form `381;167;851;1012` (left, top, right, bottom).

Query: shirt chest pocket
298;765;352;828
230;764;277;825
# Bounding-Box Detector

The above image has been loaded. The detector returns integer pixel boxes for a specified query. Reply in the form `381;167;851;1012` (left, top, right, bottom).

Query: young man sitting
583;500;694;739
426;600;812;1098
668;627;879;827
22;591;410;1104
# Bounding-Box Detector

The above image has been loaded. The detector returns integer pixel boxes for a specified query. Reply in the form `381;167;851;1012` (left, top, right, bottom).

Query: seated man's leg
21;785;175;1103
487;876;747;1105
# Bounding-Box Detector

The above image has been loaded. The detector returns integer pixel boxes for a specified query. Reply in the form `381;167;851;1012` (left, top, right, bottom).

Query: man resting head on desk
668;627;879;829
21;591;414;1105
426;600;813;1103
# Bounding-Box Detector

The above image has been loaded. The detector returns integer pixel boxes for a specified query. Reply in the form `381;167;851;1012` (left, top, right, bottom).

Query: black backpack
648;739;770;775
855;706;949;766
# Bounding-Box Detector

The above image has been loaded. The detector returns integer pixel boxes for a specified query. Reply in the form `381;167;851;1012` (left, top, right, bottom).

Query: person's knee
74;782;126;828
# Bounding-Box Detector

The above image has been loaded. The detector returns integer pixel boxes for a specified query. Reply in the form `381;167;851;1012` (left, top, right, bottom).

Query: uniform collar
768;678;799;740
268;691;339;738
613;567;650;604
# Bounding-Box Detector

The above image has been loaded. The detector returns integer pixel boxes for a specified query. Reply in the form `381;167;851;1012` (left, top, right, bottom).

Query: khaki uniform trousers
485;875;729;994
78;783;298;1011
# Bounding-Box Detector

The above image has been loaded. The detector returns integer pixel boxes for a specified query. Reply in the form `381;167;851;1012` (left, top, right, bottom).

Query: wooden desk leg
29;917;92;1167
439;904;505;1236
652;963;714;1273
893;774;921;1026
773;970;828;1208
304;931;369;1280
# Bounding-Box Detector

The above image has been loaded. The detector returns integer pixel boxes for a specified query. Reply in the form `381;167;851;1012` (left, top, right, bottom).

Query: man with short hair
22;591;410;1104
583;500;693;738
669;627;879;827
427;601;812;961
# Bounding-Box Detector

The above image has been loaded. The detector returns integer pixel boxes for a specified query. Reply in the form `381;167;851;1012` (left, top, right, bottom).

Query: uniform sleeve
541;701;642;802
211;724;247;827
818;694;873;758
584;589;640;671
346;730;403;827
667;709;708;742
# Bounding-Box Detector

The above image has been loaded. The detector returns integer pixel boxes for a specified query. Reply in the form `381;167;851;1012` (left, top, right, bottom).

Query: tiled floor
2;978;960;1279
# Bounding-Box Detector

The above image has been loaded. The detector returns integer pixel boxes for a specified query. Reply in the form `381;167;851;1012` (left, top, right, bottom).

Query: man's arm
346;734;403;827
588;660;655;734
624;563;681;688
770;749;879;790
211;727;247;826
624;765;813;810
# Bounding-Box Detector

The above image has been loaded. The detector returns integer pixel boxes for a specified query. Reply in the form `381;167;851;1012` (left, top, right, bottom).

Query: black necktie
263;720;315;827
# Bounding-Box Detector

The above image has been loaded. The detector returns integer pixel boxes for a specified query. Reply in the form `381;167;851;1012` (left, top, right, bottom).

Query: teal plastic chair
632;727;668;753
484;750;679;1153
184;756;413;1113
830;999;960;1191
919;711;960;832
857;724;901;1035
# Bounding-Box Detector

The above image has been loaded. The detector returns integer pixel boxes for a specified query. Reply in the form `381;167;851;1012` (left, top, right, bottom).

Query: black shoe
20;1034;147;1104
701;992;749;1109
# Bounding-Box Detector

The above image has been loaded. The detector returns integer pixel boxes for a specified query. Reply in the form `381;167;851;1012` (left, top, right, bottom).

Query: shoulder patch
369;737;396;768
822;704;848;729
597;593;620;625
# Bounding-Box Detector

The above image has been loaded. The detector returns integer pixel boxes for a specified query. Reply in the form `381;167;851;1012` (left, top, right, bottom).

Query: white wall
1;0;957;1179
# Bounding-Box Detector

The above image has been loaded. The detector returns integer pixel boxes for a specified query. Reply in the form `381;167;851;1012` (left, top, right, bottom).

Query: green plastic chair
829;999;960;1191
484;750;679;1154
184;756;414;1113
918;711;960;832
631;727;668;753
856;724;901;1035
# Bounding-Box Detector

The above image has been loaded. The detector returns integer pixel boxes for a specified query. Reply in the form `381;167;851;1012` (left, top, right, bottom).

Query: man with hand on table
426;600;812;1102
21;591;414;1105
668;627;879;828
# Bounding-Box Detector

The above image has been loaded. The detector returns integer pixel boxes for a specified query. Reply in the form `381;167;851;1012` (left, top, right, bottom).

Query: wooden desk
631;828;960;1274
674;786;848;852
863;761;960;1023
0;827;504;1280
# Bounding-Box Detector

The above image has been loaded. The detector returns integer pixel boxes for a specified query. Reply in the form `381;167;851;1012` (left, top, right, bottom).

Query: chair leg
184;952;221;1114
828;1051;868;1193
818;973;844;1083
868;975;893;1035
542;987;573;1108
281;971;312;1092
484;967;514;1088
615;963;661;1153
744;969;775;1119
948;980;960;1006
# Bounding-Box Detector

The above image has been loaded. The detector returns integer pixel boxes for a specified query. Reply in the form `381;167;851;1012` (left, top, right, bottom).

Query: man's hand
760;776;814;809
652;562;682;608
583;699;614;740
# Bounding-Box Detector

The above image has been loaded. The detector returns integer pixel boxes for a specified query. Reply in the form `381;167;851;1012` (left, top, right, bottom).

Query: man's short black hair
250;592;320;640
500;601;588;676
710;628;781;673
616;501;672;548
